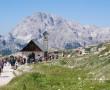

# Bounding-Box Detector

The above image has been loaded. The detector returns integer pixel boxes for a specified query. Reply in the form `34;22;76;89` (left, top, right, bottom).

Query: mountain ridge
0;12;110;55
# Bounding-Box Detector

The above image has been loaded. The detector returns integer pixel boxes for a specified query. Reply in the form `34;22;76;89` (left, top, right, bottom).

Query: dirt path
0;64;15;86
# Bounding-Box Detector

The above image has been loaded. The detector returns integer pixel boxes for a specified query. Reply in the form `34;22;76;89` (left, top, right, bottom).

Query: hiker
0;59;4;74
56;54;59;59
48;54;52;60
9;56;16;70
31;52;35;63
52;54;55;59
27;55;31;64
36;55;40;62
38;55;42;62
4;57;9;66
22;58;26;64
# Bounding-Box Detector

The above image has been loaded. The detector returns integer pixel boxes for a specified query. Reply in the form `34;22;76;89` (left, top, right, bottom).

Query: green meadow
0;51;110;90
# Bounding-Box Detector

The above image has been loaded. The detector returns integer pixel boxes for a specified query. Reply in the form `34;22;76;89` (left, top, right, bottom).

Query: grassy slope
1;43;110;90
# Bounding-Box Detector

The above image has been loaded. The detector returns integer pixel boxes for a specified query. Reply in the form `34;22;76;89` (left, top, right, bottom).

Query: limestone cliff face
1;12;110;55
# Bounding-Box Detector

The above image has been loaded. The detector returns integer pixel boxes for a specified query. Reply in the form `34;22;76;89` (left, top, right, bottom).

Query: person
0;59;4;74
23;58;26;64
2;58;7;66
52;54;55;59
31;52;35;63
56;54;59;59
27;54;31;64
38;55;42;62
9;56;16;70
48;54;52;60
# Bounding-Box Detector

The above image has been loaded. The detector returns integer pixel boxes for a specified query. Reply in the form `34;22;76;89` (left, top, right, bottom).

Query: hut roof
21;40;45;52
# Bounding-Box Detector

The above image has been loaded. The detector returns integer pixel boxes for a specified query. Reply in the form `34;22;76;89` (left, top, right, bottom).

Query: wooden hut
20;40;45;60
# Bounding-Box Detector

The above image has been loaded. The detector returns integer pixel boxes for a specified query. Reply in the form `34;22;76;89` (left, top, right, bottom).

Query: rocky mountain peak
1;12;110;55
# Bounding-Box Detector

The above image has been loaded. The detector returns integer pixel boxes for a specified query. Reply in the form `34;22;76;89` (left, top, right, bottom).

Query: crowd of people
27;53;43;63
0;52;59;75
0;56;26;74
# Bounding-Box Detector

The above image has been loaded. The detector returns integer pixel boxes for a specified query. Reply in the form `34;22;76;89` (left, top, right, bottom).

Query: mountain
1;12;110;55
0;35;6;48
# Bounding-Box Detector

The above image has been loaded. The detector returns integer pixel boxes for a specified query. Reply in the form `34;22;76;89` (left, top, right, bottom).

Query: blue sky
0;0;110;35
